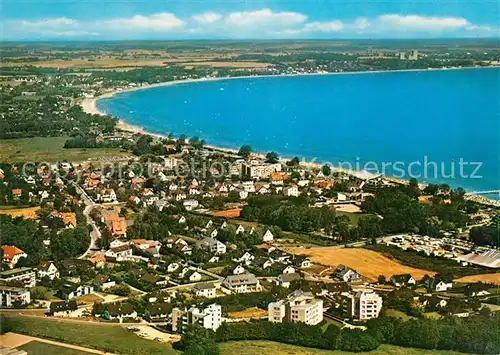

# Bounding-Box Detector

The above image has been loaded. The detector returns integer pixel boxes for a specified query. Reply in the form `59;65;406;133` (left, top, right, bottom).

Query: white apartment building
268;290;323;325
0;285;31;307
0;267;36;288
242;162;282;179
172;304;222;332
342;289;383;321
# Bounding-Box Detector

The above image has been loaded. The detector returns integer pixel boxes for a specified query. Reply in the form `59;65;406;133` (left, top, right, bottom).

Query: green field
19;341;92;355
3;315;177;355
220;341;467;355
0;137;129;163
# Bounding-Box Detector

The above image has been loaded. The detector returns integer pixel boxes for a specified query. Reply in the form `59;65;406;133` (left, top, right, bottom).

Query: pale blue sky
2;0;499;40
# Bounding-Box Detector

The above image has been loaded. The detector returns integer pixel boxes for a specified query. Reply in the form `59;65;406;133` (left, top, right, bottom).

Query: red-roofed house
53;212;77;228
1;245;27;267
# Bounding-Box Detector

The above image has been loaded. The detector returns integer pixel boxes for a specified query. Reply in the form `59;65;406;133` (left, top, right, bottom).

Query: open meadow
1;315;177;355
0;137;130;163
289;247;435;281
220;341;468;355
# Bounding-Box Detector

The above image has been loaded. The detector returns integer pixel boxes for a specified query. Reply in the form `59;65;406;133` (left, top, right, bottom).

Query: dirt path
0;332;115;354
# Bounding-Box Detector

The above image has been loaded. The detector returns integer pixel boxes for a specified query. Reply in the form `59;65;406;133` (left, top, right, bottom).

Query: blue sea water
98;68;500;195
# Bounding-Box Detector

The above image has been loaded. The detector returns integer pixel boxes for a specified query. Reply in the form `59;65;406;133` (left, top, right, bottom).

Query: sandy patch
289;247;434;282
228;307;268;319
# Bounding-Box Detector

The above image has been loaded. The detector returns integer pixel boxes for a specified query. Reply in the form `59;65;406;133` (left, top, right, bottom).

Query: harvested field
0;206;40;219
454;273;500;285
227;307;267;319
289;247;434;281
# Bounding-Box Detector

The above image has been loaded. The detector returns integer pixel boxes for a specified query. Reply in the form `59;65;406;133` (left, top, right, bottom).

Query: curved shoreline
81;65;497;120
79;66;500;205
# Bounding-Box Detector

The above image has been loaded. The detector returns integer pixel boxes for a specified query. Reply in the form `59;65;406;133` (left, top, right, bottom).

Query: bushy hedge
215;321;379;352
367;313;500;354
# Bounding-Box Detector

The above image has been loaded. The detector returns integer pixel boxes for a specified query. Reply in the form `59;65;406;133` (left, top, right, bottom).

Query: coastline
80;66;500;205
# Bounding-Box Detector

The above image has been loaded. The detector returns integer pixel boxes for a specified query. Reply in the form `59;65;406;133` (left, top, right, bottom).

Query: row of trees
367;313;500;354
215;321;378;352
177;311;500;355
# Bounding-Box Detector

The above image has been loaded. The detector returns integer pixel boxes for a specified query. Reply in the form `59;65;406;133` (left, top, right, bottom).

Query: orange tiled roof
109;217;127;235
12;189;22;196
54;212;77;227
89;255;106;264
271;172;288;181
1;245;25;260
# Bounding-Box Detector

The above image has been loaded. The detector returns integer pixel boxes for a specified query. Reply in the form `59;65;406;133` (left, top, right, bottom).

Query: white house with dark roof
222;273;261;293
193;282;217;298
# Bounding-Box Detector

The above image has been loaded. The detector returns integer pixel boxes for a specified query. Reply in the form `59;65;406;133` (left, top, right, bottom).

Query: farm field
0;206;40;219
219;341;467;355
289;247;434;281
0;137;130;163
454;273;500;285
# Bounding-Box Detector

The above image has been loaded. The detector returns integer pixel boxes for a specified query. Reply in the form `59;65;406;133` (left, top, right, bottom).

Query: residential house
37;262;60;280
58;283;93;300
52;212;77;228
232;264;246;275
93;275;116;289
97;188;117;202
105;303;137;321
425;295;448;310
49;300;78;317
275;272;301;288
186;270;202;282
424;275;453;292
193;282;217;298
262;230;274;242
1;245;27;267
283;185;299;197
233;252;255;265
334;265;361;283
183;199;199;211
222;273;261;293
105;244;133;262
201;238;226;255
390;274;416;287
146;302;173;321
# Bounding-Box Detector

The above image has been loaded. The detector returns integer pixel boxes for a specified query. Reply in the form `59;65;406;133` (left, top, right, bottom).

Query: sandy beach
79;66;500;203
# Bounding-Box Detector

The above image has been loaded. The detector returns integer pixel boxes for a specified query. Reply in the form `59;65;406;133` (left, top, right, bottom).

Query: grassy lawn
19;341;92;355
219;341;467;355
3;315;177;355
0;137;130;163
385;308;415;321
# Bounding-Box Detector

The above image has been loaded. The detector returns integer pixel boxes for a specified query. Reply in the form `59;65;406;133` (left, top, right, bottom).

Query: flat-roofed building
0;267;36;288
342;289;382;321
0;285;31;306
268;290;323;325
